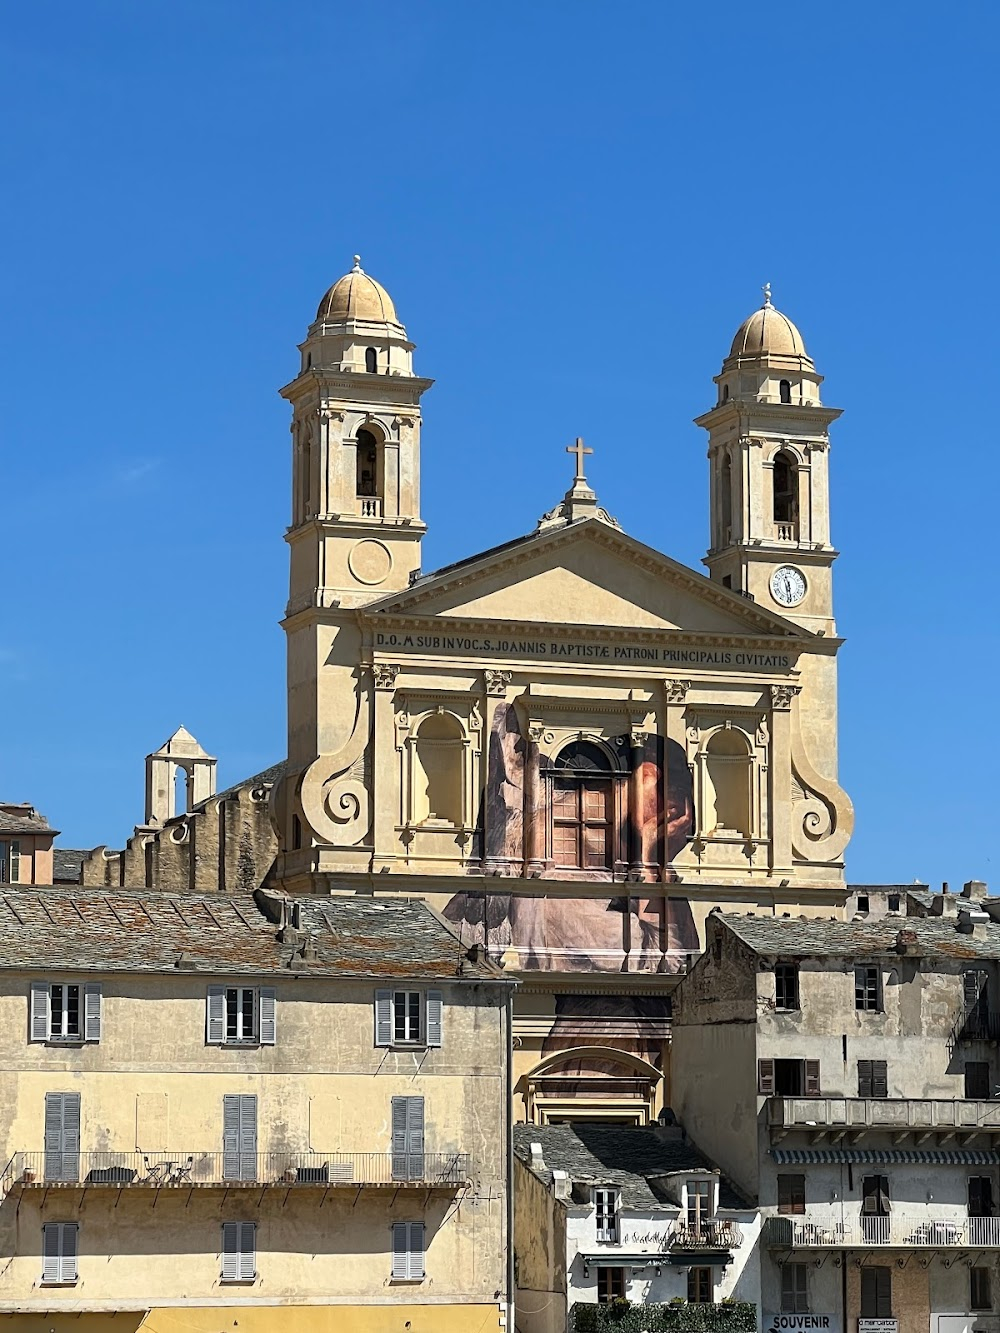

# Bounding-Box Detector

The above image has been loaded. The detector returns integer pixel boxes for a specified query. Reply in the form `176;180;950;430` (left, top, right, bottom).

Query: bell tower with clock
695;285;841;637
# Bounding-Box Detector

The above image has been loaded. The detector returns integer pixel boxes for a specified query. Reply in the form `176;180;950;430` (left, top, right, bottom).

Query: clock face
770;565;807;608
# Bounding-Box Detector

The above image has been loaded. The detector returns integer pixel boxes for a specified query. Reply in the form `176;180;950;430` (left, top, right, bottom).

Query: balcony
1;1150;469;1192
765;1214;1000;1249
358;497;383;518
767;1096;1000;1144
774;521;798;542
668;1220;743;1252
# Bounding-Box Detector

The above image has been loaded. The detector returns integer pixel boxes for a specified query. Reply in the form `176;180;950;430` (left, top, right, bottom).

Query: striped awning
771;1147;1000;1165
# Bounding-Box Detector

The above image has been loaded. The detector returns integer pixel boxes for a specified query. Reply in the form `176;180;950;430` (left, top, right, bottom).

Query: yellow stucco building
264;262;854;1127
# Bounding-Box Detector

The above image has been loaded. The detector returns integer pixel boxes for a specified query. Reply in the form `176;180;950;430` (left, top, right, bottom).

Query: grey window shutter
240;1094;257;1181
392;1096;424;1181
84;984;102;1043
42;1224;61;1282
392;1221;409;1278
207;986;226;1044
805;1060;821;1095
221;1221;240;1281
238;1221;256;1280
45;1092;80;1183
222;1095;241;1180
391;1096;409;1179
425;991;443;1048
30;982;49;1042
758;1059;775;1095
408;1221;425;1279
858;1060;872;1098
61;1222;78;1282
872;1061;888;1098
258;988;276;1045
375;989;392;1046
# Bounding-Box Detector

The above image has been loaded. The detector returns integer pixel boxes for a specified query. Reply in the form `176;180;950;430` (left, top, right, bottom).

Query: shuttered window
207;988;275;1046
42;1222;78;1283
858;1060;888;1098
781;1262;809;1313
44;1092;81;1183
391;1096;425;1182
30;983;101;1043
777;1174;806;1215
391;1221;425;1280
221;1221;256;1282
861;1266;892;1317
861;1175;891;1215
374;991;442;1048
222;1095;257;1182
758;1059;775;1094
969;1176;995;1217
761;1059;819;1096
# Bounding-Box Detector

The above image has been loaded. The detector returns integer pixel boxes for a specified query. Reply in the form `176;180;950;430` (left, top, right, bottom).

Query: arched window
772;450;798;527
704;729;752;836
779;379;791;404
173;764;190;818
552;741;615;870
413;714;464;826
356;428;381;498
719;455;733;546
722;383;730;402
365;347;378;374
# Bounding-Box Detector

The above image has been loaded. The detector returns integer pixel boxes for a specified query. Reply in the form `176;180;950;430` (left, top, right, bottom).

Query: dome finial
352;254;363;273
762;281;772;309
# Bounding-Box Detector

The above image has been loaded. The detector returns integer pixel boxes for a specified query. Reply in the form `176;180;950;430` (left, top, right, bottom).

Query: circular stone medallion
348;539;393;586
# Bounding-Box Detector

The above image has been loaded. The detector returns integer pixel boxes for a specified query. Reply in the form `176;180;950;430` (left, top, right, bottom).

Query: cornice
694;402;843;431
279;371;434;404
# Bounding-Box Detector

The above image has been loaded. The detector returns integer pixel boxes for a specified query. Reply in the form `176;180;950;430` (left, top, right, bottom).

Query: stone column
768;683;800;874
371;664;400;869
524;721;546;876
629;730;648;880
481;671;512;871
661;680;690;883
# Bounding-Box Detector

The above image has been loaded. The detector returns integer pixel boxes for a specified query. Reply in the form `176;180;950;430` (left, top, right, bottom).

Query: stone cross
566;436;593;482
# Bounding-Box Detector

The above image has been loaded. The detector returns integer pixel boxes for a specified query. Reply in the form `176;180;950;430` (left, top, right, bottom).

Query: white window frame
375;989;442;1048
686;1178;714;1228
391;1220;425;1280
594;1187;620;1242
42;1222;78;1283
30;981;101;1044
206;986;276;1047
221;1220;256;1282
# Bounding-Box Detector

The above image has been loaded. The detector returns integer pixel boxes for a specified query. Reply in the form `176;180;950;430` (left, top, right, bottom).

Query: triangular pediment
367;519;810;640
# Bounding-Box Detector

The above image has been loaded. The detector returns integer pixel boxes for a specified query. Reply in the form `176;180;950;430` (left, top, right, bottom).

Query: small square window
855;894;870;915
688;1267;713;1304
855;966;882;1012
598;1267;625;1303
888;894;900;913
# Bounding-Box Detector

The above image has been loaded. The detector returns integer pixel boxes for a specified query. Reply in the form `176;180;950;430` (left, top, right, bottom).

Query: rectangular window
207;987;276;1047
391;1096;425;1182
391;1221;425;1280
595;1188;620;1242
969;1176;995;1217
597;1267;626;1303
971;1266;992;1311
781;1262;809;1313
42;1222;78;1283
51;985;81;1039
374;990;442;1048
855;966;882;1012
687;1267;713;1304
966;1062;991;1100
887;894;900;913
687;1179;711;1228
861;1266;892;1318
858;1060;888;1098
762;1058;820;1096
221;1221;256;1282
777;1174;806;1215
861;1175;891;1216
44;1092;81;1183
552;776;613;870
774;963;800;1012
774;1060;802;1095
30;982;101;1043
0;840;20;884
222;1094;257;1182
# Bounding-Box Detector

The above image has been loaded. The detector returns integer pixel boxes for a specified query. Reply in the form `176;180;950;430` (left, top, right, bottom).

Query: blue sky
2;2;996;887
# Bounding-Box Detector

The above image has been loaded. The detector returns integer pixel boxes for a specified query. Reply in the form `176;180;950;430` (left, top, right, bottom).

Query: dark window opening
772;451;798;525
759;1058;820;1096
861;1266;892;1318
858;1059;888;1098
966;1062;991;1100
781;1262;808;1313
598;1268;626;1303
779;379;792;404
972;1267;992;1311
687;1267;712;1304
855;965;882;1012
775;963;800;1012
856;894;870;915
292;814;302;850
722;574;732;589
551;741;615;871
778;1174;806;1215
722;384;730;402
888;894;900;912
774;1059;803;1095
365;347;378;374
719;456;733;544
861;1175;891;1216
356;428;380;498
969;1176;995;1217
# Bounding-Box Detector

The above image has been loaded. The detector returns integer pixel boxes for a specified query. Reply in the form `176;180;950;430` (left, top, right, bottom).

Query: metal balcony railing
669;1220;743;1250
765;1214;1000;1249
2;1150;469;1191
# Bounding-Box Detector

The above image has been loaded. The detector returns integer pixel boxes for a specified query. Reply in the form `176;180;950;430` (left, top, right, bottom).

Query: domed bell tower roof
315;256;400;326
729;284;807;358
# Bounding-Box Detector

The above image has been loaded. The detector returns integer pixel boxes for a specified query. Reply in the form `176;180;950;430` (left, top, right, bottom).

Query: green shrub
570;1300;758;1333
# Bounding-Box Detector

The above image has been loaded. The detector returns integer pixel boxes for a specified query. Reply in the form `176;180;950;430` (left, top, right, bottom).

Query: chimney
963;881;988;900
895;929;919;955
529;1142;545;1172
552;1169;571;1200
957;907;990;939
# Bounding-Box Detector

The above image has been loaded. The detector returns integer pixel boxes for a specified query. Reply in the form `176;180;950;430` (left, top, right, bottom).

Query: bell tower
276;258;433;867
695;285;841;635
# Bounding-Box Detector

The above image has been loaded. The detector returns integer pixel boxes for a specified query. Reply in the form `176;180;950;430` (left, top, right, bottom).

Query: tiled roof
0;887;504;982
719;911;1000;962
201;761;286;809
513;1123;750;1211
52;849;88;883
0;805;56;836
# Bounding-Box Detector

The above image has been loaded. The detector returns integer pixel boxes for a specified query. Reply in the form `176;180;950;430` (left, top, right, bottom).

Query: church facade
264;260;855;1126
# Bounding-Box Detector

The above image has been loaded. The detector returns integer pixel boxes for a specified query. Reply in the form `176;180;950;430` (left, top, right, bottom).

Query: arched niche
703;727;753;837
412;712;465;826
522;1046;662;1126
